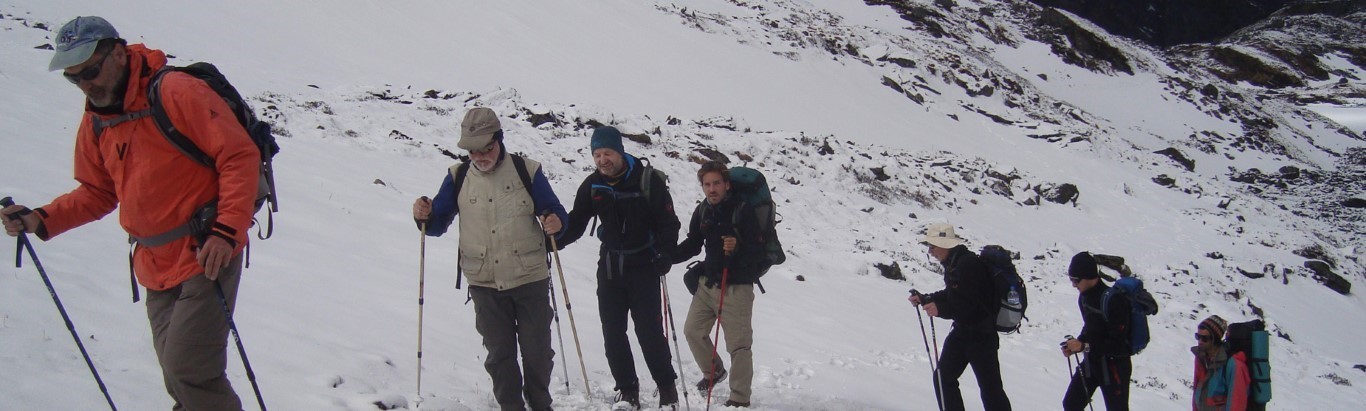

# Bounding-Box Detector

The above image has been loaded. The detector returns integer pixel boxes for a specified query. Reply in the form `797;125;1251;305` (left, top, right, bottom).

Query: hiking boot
722;400;750;408
694;368;728;392
614;388;640;410
659;383;679;409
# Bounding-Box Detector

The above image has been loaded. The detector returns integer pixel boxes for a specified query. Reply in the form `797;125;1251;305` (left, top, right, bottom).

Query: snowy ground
1;1;1364;410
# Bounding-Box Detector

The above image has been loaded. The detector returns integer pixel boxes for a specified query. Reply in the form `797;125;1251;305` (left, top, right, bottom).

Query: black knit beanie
1069;252;1099;280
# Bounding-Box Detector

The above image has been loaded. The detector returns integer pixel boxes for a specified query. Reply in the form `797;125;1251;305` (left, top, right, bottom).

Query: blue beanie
590;126;626;156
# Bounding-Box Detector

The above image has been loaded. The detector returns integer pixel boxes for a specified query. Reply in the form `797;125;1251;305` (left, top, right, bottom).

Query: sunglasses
1195;333;1213;342
62;49;114;85
1069;277;1082;284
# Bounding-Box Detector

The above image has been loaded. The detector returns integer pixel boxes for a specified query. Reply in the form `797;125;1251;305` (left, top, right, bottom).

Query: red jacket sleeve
160;73;261;249
37;118;119;240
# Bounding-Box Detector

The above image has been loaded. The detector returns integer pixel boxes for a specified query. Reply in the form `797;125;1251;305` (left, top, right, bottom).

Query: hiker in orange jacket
1;16;259;410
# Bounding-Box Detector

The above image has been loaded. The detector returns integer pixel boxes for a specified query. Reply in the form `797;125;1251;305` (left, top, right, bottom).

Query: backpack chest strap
92;109;154;138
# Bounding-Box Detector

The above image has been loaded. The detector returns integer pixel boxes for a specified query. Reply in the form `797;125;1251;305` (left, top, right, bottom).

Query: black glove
652;250;674;276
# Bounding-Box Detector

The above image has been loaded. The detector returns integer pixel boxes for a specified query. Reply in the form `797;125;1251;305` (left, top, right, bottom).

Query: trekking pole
215;281;267;411
548;272;571;393
416;221;427;404
928;315;944;411
1061;335;1094;411
1;197;118;411
547;235;591;401
661;276;692;411
1074;352;1094;411
909;289;943;411
705;257;731;411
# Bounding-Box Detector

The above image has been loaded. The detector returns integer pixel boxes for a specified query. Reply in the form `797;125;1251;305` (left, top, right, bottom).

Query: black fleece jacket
926;245;997;335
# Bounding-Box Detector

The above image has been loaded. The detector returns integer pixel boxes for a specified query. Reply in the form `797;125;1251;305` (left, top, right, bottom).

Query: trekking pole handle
0;197;34;222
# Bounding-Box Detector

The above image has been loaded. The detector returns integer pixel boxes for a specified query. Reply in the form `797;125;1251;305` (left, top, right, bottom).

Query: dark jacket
1077;281;1133;358
559;155;680;276
926;245;996;334
674;194;765;286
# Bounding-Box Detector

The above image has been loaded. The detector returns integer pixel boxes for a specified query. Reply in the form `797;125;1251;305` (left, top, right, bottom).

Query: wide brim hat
921;223;964;249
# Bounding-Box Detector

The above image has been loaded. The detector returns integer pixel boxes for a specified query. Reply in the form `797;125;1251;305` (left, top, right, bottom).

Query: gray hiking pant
684;282;755;403
146;254;243;411
470;278;555;411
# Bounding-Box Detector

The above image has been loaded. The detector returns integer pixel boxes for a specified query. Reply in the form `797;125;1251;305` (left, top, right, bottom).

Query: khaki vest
453;156;550;290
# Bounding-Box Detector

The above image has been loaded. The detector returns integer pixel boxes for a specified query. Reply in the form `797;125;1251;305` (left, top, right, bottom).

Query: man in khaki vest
413;107;568;411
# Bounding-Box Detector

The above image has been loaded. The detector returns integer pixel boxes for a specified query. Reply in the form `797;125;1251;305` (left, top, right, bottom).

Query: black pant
1063;355;1131;411
470;279;555;411
933;328;1012;411
597;263;677;391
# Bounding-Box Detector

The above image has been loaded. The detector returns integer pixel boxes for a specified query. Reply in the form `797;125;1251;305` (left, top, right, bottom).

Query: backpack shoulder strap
452;161;472;197
146;67;214;168
510;154;534;199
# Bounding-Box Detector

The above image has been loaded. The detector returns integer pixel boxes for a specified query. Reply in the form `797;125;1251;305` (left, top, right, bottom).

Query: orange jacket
35;44;260;291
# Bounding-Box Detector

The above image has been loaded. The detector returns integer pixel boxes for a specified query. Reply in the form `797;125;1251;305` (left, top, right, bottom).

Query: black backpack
979;245;1027;333
148;63;280;235
94;62;281;303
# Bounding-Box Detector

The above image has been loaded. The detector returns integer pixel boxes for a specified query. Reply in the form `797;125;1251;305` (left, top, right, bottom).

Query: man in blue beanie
559;126;681;409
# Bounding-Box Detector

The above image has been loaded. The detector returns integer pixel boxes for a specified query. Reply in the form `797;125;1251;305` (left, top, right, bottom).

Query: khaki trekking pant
684;282;755;403
146;254;243;411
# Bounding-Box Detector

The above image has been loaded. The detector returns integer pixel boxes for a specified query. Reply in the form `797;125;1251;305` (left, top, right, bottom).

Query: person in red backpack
1192;315;1251;411
2;16;259;410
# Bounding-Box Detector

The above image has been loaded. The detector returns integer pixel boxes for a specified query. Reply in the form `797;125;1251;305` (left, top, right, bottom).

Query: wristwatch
1083;342;1091;353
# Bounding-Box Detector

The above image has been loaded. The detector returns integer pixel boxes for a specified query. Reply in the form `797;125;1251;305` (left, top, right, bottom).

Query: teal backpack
724;167;786;270
1227;320;1272;409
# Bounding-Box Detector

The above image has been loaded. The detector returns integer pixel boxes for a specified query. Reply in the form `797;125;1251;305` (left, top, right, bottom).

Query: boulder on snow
1154;147;1196;172
622;132;653;145
1037;183;1079;205
1344;197;1366;208
1305;260;1351;295
875;262;906;281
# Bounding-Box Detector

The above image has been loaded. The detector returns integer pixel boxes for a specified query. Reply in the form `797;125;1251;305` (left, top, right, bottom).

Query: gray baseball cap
457;108;502;150
49;16;119;72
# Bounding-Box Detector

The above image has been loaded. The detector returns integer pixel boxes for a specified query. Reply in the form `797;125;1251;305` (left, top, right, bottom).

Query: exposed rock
695;148;730;164
622;132;653;145
1037;7;1134;74
1040;183;1079;205
1153;174;1176;187
373;179;387;186
1210;46;1304;88
1279;165;1300;180
870;167;892;182
1154;147;1195;172
817;139;836;155
33;43;53;50
875;261;906;281
525;111;559;128
1344;198;1366;208
1305;260;1351;295
1030;0;1292;48
1237;266;1265;279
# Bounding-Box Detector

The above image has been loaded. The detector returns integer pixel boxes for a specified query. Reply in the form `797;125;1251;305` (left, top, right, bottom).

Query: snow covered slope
0;0;1363;410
